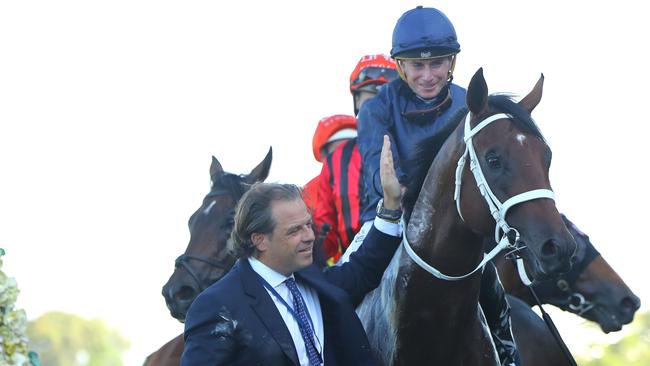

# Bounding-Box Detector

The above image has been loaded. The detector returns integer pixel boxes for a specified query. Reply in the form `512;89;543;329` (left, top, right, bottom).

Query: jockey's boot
480;262;521;366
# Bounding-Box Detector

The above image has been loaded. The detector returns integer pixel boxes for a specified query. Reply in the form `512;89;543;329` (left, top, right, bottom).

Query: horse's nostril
621;296;641;314
570;255;578;264
176;285;198;301
541;239;558;257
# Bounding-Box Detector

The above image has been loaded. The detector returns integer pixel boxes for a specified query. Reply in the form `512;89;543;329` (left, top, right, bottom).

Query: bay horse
145;150;271;366
143;334;184;366
162;148;272;321
496;214;641;333
356;68;577;365
495;215;641;366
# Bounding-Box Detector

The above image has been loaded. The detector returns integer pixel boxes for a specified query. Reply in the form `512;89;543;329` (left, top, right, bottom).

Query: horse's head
533;215;640;332
458;68;577;281
162;148;272;322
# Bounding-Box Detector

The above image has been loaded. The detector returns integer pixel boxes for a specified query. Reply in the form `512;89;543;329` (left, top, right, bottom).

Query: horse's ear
245;146;273;183
519;73;544;113
467;68;489;116
210;156;224;178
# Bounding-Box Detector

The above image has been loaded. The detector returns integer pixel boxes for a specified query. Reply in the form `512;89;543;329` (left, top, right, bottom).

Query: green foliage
577;311;650;365
26;311;130;366
0;248;35;366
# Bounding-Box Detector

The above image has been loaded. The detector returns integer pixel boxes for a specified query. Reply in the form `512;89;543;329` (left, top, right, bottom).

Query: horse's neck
392;129;497;365
399;193;485;344
406;130;486;277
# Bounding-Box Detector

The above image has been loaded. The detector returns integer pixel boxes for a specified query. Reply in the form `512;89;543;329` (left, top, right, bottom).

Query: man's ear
251;232;267;252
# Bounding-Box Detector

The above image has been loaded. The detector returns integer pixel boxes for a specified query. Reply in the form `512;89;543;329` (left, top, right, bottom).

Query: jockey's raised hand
380;135;402;212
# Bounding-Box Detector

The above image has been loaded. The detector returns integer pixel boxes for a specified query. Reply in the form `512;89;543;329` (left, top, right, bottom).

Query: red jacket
312;139;362;264
303;175;319;214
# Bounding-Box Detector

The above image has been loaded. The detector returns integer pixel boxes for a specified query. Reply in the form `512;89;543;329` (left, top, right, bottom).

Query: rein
528;286;579;366
403;112;554;281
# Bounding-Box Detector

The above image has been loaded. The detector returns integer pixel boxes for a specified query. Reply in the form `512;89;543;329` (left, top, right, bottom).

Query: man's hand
379;135;402;210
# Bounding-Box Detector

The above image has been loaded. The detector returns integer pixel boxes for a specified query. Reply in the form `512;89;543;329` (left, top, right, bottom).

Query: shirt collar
248;257;293;288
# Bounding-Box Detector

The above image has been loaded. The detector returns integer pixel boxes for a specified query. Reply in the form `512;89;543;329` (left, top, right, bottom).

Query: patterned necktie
284;278;323;366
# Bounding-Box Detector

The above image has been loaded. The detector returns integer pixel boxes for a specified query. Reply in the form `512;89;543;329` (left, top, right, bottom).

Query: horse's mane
490;94;545;141
402;107;467;219
402;94;545;220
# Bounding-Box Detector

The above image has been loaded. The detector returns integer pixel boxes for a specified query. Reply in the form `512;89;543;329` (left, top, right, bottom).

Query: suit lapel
239;259;299;366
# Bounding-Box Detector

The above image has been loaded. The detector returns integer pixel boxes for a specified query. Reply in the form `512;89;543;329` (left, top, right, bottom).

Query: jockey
306;114;360;265
349;54;398;115
340;6;521;366
305;55;398;265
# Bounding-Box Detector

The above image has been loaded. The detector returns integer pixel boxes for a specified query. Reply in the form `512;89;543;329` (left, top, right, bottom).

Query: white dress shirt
338;216;403;264
247;219;401;365
248;257;325;366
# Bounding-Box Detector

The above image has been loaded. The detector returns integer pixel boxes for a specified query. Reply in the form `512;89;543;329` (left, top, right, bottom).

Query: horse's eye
221;217;235;231
486;153;501;169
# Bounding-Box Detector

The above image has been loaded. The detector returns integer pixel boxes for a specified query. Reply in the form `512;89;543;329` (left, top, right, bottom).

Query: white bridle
403;112;554;285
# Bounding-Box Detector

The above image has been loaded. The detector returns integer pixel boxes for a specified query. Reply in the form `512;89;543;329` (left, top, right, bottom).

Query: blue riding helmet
391;6;460;59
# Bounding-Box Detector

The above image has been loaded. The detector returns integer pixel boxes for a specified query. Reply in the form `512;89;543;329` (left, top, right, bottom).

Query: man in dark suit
181;136;402;366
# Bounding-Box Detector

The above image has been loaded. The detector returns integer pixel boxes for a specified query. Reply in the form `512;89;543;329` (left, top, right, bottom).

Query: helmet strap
447;54;457;83
395;59;407;82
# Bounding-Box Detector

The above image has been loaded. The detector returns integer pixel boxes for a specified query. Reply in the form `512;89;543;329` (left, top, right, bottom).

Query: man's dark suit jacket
181;224;400;365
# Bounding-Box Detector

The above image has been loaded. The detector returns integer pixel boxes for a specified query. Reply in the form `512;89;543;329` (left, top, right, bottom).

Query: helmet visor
394;48;457;60
351;67;399;91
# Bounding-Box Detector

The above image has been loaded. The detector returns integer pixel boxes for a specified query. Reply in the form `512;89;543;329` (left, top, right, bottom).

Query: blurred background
1;1;648;364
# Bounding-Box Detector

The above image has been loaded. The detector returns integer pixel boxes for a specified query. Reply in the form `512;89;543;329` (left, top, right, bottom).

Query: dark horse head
162;148;272;321
495;214;640;333
452;68;577;281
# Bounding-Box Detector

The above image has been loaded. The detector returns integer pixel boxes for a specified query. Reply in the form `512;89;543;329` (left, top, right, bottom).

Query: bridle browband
403;112;555;282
